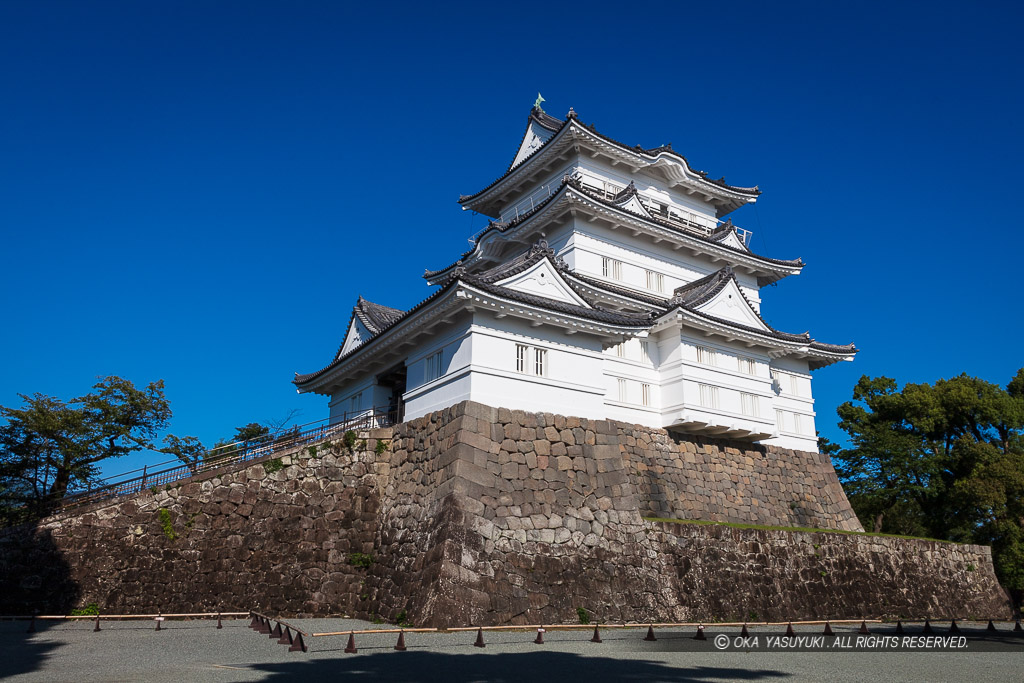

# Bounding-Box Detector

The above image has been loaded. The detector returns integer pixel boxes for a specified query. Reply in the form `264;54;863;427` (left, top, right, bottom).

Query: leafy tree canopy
0;376;200;524
830;369;1024;598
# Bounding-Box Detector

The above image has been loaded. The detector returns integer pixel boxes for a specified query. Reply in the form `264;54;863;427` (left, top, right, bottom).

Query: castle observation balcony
473;174;753;247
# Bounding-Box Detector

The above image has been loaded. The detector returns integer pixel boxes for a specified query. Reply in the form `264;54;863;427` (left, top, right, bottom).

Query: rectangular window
738;357;756;375
791;374;801;396
617;378;628;402
740;392;759;417
645;269;664;293
602;256;622;280
424;351;443;382
793;412;804;434
516;344;547;376
350;392;362;413
696;346;716;366
699;383;719;409
516;344;527;373
776;409;785;431
640;341;651;365
641;383;651;407
615;342;626;358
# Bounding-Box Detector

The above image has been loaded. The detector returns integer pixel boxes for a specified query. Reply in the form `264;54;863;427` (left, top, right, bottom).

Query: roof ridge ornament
528;238;552;257
566;107;577;119
533;92;546;113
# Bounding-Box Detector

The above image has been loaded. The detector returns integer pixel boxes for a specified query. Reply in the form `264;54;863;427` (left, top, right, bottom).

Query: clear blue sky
2;1;1021;478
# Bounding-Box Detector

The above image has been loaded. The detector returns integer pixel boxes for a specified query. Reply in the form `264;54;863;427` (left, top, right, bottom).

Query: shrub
262;458;285;475
70;603;100;616
342;430;357;451
348;552;374;568
374;439;390;455
576;607;590;624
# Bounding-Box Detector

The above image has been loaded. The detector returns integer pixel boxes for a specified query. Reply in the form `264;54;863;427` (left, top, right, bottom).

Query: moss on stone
642;516;951;543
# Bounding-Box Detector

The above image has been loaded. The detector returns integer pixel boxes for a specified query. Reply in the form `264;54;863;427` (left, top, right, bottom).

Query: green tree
0;377;177;522
831;369;1024;601
206;423;272;463
159;434;206;473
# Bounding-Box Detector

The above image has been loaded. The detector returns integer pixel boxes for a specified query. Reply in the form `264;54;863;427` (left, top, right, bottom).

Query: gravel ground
1;618;1020;682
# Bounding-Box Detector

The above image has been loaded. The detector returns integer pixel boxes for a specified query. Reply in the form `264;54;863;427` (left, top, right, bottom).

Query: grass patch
642;517;951;543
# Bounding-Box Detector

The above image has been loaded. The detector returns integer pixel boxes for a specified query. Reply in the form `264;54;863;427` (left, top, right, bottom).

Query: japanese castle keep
295;104;857;453
4;103;1011;625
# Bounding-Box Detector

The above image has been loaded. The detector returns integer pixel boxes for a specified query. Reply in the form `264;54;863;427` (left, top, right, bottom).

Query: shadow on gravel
0;522;80;678
249;651;791;682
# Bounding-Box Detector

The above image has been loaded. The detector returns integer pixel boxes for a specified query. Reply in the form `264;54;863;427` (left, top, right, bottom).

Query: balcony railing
482;172;752;247
57;406;400;512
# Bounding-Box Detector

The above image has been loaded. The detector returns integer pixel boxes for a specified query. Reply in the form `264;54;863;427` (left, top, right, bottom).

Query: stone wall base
0;401;1012;623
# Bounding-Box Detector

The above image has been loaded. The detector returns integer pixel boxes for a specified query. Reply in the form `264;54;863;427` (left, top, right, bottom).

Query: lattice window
697;346;717;366
646;269;664;293
741;392;759;417
699;383;719;408
602;256;622;280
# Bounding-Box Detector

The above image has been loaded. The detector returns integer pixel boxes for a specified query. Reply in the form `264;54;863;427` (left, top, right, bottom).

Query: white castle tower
296;103;856;452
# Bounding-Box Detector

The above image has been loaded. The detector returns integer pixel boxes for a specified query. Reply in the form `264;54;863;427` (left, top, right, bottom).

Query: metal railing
58;406;400;511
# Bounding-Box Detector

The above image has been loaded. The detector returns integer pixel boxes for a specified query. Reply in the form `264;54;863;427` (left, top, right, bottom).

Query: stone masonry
0;401;1012;624
616;422;864;531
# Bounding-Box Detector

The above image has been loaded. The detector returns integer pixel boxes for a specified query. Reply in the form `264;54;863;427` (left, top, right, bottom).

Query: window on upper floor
516;344;527;373
741;392;759;417
602;256;622;280
738;357;757;375
641;383;651;407
516;343;547;376
697;346;717;366
640;341;651;365
699;383;719;409
424;351;443;382
350;391;363;414
617;378;628;402
645;269;664;293
775;409;785;431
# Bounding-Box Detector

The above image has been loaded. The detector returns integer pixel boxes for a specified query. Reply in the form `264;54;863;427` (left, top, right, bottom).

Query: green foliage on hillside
829;369;1024;600
0;376;192;524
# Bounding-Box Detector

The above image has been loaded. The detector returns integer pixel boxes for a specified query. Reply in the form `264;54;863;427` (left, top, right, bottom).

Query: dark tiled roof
354;297;405;334
296;246;651;388
662;266;858;352
567;179;802;268
451;241;650;326
424;178;572;279
563;270;671;308
296;285;458;386
461;275;652;327
502;106;567;175
426;178;802;283
459;108;760;207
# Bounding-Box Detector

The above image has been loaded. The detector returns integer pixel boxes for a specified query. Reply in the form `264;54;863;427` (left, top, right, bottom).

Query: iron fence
58;406;399;511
